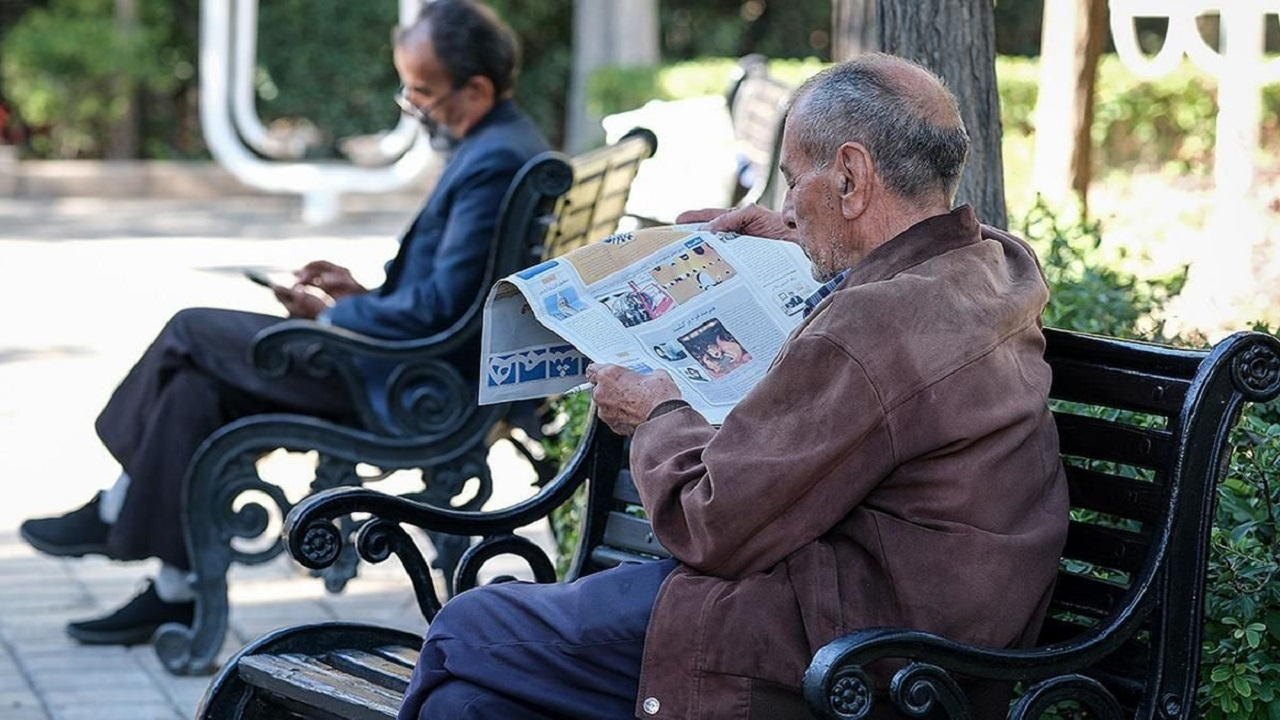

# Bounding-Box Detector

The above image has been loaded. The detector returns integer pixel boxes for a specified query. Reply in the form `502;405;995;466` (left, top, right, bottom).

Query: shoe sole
65;623;164;646
19;527;114;559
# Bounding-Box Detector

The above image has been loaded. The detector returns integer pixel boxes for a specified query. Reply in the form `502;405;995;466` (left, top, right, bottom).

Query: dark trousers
95;307;356;569
398;558;679;720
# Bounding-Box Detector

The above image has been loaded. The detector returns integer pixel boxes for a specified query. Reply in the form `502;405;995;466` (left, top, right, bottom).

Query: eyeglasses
394;84;456;124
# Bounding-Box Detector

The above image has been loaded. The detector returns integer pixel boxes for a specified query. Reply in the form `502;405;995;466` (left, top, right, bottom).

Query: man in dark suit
19;0;549;646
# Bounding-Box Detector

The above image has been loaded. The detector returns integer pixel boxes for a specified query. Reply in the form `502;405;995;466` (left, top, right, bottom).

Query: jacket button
643;697;661;715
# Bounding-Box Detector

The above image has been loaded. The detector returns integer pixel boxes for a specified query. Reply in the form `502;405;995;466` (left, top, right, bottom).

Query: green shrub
1016;198;1187;341
253;0;401;156
994;55;1280;179
539;391;593;576
0;0;179;158
1200;403;1280;718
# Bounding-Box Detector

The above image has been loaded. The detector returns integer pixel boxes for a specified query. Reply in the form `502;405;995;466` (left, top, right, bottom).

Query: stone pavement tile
132;648;217;713
49;705;179;720
0;701;47;720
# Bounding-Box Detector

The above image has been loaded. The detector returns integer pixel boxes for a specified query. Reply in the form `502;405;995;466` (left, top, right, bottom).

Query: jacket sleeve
324;150;521;339
629;332;895;578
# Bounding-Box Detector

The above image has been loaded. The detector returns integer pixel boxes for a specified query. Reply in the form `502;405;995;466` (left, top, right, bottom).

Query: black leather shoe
66;581;195;646
19;493;113;558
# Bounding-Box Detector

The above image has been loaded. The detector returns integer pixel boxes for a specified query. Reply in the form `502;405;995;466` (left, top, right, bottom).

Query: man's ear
466;75;496;103
836;142;872;219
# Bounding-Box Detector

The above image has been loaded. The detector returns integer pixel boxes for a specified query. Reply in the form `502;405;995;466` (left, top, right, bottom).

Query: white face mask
418;114;460;152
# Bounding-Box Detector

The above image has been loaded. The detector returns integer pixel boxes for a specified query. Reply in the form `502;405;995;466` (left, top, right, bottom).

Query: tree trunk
831;0;876;61
108;0;141;159
1031;0;1104;216
877;0;1006;228
565;0;659;153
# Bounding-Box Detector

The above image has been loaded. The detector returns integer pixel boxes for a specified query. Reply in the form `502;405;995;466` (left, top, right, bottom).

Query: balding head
788;53;969;203
395;0;519;97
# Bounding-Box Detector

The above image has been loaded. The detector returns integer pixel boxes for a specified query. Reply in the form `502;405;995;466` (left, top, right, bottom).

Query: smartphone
243;269;276;289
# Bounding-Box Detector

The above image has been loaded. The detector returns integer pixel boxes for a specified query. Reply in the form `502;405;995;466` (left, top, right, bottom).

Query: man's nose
781;193;797;230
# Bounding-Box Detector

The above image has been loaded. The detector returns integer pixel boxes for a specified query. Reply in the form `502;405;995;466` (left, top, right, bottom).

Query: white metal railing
200;0;434;223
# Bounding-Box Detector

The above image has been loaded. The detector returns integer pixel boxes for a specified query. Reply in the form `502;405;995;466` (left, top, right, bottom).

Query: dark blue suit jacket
323;99;548;427
326;99;549;339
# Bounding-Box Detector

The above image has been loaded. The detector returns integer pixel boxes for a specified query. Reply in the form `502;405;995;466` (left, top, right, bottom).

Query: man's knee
418;678;547;720
426;584;510;643
162;307;225;341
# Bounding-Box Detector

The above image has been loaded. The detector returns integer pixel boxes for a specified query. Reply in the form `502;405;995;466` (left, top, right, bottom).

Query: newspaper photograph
479;225;821;425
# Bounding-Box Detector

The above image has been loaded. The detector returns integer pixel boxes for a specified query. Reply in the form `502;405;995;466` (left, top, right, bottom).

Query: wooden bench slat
1047;569;1130;619
1055;413;1174;470
1061;520;1151;574
373;645;420;668
590;546;668;570
602;510;670;558
238;653;401;720
613;469;642;506
1048;358;1190;415
325;649;413;694
1065;466;1163;524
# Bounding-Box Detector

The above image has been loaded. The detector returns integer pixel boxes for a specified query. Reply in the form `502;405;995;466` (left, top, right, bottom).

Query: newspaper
479;225;821;425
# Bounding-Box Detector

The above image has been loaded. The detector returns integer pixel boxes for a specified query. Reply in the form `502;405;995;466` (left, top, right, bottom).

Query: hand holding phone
243;270;277;289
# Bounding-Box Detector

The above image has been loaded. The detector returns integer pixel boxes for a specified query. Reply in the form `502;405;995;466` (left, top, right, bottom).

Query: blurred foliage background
1;0;1169;159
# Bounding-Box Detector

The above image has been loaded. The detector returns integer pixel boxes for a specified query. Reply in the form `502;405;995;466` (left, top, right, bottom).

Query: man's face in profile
780;122;846;283
393;27;464;150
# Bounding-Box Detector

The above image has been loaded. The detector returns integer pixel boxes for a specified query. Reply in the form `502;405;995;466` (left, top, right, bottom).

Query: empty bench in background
725;53;794;212
154;127;658;677
197;328;1279;719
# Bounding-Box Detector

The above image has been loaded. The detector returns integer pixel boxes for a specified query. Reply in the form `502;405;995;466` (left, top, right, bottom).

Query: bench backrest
538;127;659;262
725;54;792;211
1031;329;1278;713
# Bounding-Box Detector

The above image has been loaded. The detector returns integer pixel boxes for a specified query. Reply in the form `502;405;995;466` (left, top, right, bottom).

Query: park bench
725;53;792;211
195;326;1280;719
152;126;658;677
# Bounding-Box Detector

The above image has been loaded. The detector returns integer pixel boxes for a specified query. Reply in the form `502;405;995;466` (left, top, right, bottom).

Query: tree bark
831;0;876;61
108;0;141;159
565;0;659;153
1031;0;1104;216
877;0;1006;228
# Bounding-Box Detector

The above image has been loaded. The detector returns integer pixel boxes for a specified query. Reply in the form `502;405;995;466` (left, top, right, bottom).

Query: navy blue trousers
398;558;679;720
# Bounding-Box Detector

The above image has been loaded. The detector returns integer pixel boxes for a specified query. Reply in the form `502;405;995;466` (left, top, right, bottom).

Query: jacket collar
843;204;981;288
462;98;518;142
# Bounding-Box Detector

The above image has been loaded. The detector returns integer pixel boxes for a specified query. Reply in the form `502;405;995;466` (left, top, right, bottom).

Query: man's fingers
675;207;728;224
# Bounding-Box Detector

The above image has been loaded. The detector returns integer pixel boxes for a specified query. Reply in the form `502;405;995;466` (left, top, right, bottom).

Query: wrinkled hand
701;204;794;241
294;260;367;300
272;284;331;319
675;207;729;225
587;363;682;436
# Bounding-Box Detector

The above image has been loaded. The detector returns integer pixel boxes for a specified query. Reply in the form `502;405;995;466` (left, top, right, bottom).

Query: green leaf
1234;675;1253;697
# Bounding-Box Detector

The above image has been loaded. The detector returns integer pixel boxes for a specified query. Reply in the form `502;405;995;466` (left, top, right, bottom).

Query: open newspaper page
480;225;820;425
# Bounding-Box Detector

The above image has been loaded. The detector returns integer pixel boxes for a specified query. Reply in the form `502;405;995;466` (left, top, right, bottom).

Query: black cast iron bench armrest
804;625;1148;719
282;408;610;619
251;314;487;439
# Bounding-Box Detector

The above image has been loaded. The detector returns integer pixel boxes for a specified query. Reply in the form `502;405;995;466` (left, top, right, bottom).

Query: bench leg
158;440;293;676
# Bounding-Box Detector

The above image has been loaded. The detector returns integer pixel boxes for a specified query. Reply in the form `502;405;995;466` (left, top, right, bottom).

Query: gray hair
788;54;969;202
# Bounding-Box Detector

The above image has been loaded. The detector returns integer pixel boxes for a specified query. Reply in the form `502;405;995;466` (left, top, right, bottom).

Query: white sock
154;564;196;603
98;472;130;524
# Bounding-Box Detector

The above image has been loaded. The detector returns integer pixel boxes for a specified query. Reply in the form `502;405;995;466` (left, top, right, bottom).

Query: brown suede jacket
629;205;1069;719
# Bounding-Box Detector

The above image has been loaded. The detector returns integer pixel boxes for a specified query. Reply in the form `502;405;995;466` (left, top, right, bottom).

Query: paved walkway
0;196;547;719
